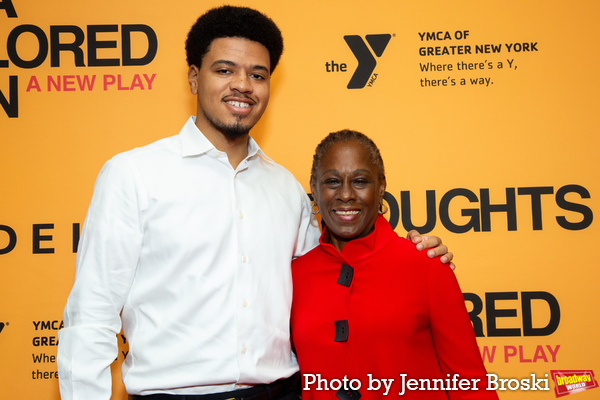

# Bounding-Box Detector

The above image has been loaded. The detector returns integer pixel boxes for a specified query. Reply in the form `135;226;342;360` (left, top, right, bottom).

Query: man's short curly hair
185;5;284;73
310;129;386;184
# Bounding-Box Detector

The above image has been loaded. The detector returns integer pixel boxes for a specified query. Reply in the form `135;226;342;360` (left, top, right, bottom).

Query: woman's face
311;140;386;252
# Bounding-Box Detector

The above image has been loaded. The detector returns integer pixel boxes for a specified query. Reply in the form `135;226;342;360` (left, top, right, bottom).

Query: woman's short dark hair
185;5;284;73
311;129;386;184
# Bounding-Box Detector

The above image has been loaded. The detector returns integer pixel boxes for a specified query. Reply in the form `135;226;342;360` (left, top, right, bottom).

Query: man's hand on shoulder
406;230;455;270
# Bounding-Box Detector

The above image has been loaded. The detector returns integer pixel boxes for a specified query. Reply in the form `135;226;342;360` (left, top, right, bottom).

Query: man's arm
406;230;455;270
294;185;322;258
58;155;144;400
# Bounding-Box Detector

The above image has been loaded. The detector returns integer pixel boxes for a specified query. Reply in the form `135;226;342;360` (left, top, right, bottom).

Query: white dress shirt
57;117;320;399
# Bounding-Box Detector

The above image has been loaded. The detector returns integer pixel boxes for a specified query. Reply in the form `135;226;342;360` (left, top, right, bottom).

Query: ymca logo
344;34;392;89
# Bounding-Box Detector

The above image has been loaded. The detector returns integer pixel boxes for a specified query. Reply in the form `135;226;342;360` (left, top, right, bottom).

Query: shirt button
239;212;244;219
243;300;248;307
242;256;247;263
242;346;247;354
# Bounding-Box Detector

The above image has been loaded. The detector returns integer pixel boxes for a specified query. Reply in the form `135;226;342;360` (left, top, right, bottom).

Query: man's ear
188;65;199;95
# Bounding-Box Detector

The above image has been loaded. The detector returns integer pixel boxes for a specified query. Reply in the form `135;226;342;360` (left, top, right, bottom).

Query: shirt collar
179;116;272;162
319;215;397;263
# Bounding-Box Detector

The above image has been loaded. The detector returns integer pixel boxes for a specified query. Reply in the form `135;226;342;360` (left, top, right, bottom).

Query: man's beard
203;110;250;140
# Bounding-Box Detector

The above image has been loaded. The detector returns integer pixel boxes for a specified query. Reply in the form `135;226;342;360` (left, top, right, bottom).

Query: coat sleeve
57;154;145;400
428;263;499;399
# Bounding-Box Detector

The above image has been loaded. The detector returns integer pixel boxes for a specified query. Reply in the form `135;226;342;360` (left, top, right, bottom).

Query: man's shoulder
101;141;181;182
116;135;180;160
96;136;181;181
255;153;305;187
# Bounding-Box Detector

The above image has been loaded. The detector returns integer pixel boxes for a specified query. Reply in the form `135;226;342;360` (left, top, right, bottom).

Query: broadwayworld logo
551;370;598;397
344;34;391;89
0;322;5;333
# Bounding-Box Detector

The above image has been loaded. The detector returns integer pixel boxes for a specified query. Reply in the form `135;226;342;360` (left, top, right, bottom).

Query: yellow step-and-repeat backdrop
1;0;598;399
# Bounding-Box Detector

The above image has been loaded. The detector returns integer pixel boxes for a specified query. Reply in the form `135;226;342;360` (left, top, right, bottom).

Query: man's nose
230;74;252;93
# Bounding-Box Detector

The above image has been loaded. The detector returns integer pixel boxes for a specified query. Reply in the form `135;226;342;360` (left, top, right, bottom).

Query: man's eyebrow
251;64;270;73
211;59;270;73
211;59;236;68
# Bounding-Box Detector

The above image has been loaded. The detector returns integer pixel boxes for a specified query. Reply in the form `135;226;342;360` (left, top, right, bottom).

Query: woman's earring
312;201;320;215
378;201;388;214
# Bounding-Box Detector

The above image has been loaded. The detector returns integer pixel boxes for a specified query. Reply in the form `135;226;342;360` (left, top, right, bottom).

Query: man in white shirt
57;6;452;400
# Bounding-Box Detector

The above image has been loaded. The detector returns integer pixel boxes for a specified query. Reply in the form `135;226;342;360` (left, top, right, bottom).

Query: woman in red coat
290;130;498;399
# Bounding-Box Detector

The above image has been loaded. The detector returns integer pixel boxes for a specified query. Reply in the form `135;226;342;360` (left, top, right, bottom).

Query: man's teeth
335;210;359;215
227;101;250;108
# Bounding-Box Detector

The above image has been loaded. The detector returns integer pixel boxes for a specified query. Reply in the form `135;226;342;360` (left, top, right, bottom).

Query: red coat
291;216;498;399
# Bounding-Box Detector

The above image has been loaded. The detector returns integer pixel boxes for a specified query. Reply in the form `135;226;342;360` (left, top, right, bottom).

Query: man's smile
226;100;251;108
